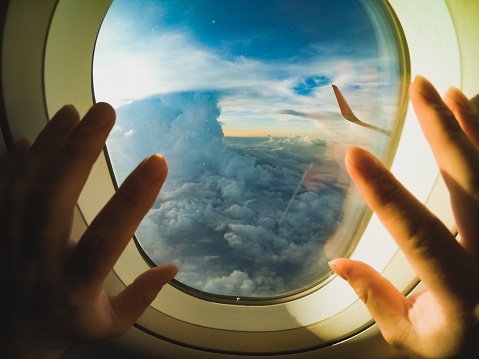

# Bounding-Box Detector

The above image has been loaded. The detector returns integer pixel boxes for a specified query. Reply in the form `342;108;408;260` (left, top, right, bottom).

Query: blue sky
121;0;377;60
94;0;400;139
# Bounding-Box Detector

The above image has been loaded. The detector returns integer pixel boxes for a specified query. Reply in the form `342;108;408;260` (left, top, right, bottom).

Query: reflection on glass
93;0;405;300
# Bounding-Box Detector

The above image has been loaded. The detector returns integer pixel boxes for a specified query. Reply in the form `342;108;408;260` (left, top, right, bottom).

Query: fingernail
328;261;348;281
157;265;178;284
57;104;80;123
346;147;381;174
165;264;178;277
87;102;116;130
61;104;79;115
136;154;168;185
411;75;442;104
446;86;476;115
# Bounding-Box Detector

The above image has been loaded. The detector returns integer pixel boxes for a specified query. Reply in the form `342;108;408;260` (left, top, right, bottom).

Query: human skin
330;76;479;359
1;76;478;359
0;103;178;358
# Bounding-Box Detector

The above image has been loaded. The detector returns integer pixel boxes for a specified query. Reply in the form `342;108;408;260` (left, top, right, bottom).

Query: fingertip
444;86;476;116
151;154;168;172
50;104;80;128
60;104;80;118
329;258;370;282
328;258;349;281
409;75;442;104
135;154;168;186
84;102;116;130
141;265;178;305
155;264;178;283
345;146;381;175
410;75;431;90
94;102;116;117
345;146;370;162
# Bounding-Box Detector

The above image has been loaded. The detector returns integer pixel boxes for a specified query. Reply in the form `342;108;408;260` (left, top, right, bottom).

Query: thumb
110;264;178;335
329;258;411;346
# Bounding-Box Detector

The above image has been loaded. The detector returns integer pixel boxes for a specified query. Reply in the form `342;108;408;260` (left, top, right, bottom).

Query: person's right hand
330;76;479;358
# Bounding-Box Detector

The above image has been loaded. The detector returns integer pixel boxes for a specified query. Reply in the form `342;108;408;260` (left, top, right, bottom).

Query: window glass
93;0;405;301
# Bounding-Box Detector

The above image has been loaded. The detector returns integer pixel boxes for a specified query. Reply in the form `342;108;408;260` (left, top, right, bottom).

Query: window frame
1;0;473;356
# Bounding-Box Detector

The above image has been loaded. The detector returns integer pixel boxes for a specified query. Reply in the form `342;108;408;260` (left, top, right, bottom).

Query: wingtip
332;85;392;136
332;85;354;117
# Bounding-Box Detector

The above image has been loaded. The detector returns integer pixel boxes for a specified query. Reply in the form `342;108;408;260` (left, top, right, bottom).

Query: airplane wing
332;84;392;136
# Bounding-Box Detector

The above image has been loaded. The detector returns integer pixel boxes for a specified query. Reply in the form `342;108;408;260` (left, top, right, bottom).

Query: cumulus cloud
106;92;371;297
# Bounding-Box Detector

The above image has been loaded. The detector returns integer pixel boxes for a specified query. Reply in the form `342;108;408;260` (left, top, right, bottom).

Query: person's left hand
0;103;177;358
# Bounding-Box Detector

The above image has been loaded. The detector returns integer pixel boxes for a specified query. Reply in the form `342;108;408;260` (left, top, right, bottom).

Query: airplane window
93;0;407;301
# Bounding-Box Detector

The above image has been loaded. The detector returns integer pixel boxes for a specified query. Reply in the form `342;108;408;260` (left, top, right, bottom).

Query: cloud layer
108;92;366;297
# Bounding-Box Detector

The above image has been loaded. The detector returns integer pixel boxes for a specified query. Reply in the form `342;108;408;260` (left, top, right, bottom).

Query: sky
93;0;401;139
93;0;404;299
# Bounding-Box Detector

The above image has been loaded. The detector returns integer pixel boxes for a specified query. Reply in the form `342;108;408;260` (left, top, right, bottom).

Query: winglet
332;84;356;120
332;84;392;136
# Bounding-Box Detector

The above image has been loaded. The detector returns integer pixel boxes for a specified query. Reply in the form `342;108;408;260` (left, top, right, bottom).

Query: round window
93;0;407;302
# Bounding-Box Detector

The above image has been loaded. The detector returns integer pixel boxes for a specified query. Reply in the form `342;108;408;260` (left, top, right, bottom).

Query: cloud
204;271;255;296
97;0;404;298
107;91;370;297
94;9;399;140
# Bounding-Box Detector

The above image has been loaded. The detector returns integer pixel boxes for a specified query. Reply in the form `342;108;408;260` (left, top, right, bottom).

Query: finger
3;106;80;259
329;258;412;348
33;103;116;276
0;139;31;208
345;147;473;304
13;105;80;188
471;94;479;114
38;103;115;215
409;77;479;187
109;265;178;336
0;140;31;283
0;140;31;276
443;86;479;150
442;87;479;256
410;77;479;258
34;103;115;243
67;155;168;287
